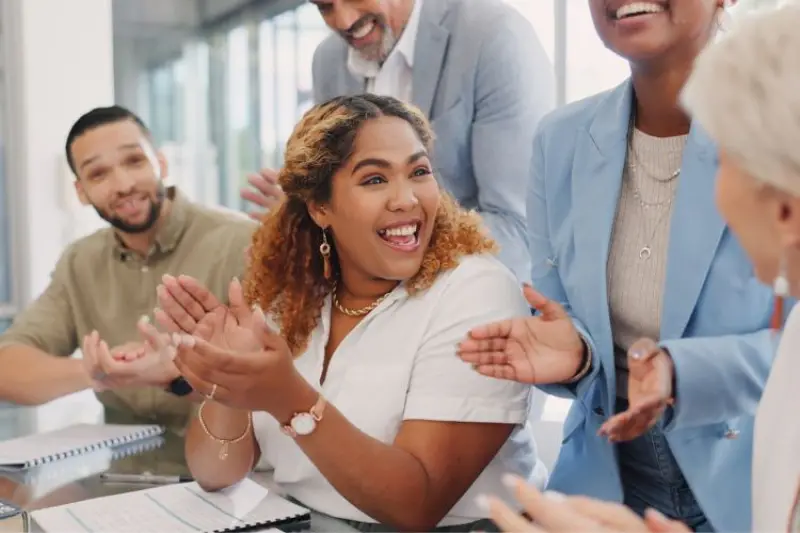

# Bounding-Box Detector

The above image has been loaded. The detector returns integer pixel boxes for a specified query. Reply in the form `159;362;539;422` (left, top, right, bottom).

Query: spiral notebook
1;436;165;499
0;423;164;469
31;478;310;533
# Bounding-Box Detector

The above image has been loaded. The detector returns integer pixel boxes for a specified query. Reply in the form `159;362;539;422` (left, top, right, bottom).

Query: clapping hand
81;318;178;391
155;274;224;336
457;285;586;384
172;284;305;417
482;475;688;532
240;168;284;220
599;338;674;442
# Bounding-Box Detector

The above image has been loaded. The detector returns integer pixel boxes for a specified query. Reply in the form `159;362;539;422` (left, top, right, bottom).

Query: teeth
616;2;665;18
380;224;417;237
352;21;374;39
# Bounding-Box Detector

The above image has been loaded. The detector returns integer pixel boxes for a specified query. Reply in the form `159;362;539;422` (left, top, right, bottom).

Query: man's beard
343;14;398;63
94;184;166;234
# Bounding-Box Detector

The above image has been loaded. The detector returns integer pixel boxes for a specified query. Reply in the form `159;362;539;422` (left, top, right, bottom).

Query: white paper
31;478;308;533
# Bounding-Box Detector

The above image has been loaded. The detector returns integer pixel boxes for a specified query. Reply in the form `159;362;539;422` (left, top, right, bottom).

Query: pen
99;473;193;484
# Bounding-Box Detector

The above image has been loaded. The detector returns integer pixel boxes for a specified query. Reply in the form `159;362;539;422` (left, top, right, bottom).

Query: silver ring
205;383;217;400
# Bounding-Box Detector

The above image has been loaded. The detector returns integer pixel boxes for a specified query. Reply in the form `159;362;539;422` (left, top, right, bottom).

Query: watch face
291;413;317;435
169;377;193;397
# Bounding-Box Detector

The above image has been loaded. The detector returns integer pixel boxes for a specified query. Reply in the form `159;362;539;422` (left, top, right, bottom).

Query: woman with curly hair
157;94;542;531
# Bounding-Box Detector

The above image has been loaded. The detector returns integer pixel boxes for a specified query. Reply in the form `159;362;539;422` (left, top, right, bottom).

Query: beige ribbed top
608;128;687;397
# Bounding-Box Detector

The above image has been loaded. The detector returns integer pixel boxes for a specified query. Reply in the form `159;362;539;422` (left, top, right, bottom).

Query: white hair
681;1;800;195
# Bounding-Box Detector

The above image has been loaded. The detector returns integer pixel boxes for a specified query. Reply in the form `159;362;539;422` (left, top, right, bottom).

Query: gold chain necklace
332;283;393;317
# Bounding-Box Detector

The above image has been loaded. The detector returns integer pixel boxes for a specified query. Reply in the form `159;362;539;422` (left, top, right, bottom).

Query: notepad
0;423;164;469
31;478;311;533
2;436;165;500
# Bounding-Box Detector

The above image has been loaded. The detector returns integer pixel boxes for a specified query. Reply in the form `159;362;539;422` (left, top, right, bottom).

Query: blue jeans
615;398;713;532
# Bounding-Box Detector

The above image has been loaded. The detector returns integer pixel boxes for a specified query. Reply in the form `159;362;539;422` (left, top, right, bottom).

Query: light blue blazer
531;81;781;531
311;0;555;281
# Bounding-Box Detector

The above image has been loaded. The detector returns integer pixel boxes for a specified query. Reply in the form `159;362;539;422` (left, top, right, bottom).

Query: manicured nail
645;508;669;523
502;473;519;489
180;335;195;347
543;490;565;502
139;315;150;324
171;333;182;345
162;274;174;282
630;349;645;360
475;495;490;512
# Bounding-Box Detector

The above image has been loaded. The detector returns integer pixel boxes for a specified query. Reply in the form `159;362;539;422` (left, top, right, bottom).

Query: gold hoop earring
320;229;332;280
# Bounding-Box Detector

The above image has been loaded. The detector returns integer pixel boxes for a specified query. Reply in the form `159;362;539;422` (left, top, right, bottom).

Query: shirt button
724;428;740;439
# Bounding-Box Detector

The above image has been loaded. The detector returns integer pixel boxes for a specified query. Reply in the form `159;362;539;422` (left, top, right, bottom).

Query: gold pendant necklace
332;283;393;317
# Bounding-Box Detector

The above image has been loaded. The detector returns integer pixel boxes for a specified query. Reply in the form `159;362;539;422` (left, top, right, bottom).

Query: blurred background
0;0;783;440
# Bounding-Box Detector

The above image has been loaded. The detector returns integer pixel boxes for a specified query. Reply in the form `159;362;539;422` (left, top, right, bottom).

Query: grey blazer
311;0;555;281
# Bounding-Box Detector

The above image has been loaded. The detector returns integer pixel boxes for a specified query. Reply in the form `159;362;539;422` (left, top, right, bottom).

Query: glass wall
0;19;14;327
259;3;329;171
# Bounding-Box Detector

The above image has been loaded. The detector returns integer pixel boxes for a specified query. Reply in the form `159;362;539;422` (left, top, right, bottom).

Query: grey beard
359;26;399;64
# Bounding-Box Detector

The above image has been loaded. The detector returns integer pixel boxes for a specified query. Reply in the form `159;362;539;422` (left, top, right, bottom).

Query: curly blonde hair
244;94;497;355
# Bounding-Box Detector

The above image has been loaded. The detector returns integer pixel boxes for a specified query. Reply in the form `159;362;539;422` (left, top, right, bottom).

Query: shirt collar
110;186;190;261
347;0;423;79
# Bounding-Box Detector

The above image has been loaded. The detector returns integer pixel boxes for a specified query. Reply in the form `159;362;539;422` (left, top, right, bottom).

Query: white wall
3;0;116;432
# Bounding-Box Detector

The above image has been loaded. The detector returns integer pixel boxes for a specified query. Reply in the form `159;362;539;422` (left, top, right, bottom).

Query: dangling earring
319;228;332;280
717;0;731;32
772;252;790;331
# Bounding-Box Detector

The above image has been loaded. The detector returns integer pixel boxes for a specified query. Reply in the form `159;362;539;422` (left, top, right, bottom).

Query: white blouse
753;303;800;531
253;255;542;525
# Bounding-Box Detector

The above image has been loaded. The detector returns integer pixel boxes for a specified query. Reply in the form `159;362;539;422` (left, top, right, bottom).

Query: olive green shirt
0;188;256;433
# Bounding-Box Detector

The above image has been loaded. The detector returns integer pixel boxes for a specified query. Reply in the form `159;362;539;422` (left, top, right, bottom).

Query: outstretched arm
661;330;777;430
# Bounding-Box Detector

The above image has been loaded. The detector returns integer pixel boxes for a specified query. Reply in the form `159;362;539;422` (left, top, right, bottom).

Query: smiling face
589;0;723;65
70;119;167;234
309;115;440;285
310;0;411;61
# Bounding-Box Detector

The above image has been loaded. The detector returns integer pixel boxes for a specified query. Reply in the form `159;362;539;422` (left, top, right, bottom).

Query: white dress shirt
346;0;422;101
253;254;542;525
753;303;800;532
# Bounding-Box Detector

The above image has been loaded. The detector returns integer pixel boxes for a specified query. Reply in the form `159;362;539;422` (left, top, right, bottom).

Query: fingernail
232;276;240;285
180;335;195;347
475;495;490;512
501;473;519;489
139;315;150;324
645;508;669;523
543;491;565;502
162;274;174;282
630;349;645;360
171;333;182;346
154;307;161;316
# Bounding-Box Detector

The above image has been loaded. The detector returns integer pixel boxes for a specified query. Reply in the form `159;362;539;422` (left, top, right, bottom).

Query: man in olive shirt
0;106;255;432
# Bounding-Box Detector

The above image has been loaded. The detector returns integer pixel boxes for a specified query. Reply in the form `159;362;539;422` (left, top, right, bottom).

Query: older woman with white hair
479;3;800;532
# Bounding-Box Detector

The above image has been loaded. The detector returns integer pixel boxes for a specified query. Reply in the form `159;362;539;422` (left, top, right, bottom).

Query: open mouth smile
114;195;149;217
611;1;667;21
377;221;422;252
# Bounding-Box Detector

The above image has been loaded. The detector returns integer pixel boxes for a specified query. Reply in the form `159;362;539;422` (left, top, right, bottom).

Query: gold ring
206;383;217;400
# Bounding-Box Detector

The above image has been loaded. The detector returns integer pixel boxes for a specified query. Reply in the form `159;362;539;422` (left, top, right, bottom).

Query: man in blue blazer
241;0;554;281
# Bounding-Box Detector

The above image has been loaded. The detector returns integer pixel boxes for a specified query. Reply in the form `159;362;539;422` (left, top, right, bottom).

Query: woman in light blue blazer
459;1;780;531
